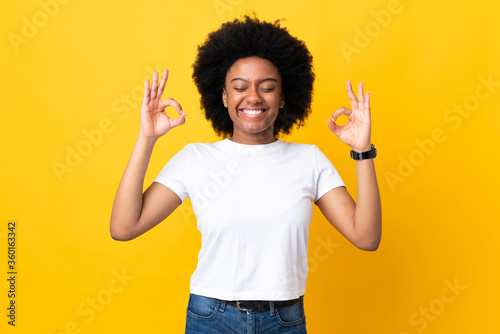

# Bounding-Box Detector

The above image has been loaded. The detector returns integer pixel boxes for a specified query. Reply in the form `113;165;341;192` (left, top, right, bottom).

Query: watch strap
350;144;377;160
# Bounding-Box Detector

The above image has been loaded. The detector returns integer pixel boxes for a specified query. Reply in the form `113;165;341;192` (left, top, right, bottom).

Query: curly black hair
192;15;315;138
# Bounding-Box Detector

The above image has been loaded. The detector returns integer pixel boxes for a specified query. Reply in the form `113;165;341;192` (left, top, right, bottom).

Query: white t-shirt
154;139;345;301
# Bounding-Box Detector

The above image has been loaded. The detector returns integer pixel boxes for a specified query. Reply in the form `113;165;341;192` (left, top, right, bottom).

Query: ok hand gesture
327;81;372;152
140;69;186;139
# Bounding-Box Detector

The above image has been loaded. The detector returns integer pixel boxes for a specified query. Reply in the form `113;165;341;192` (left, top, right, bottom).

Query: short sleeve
153;144;192;203
313;145;345;202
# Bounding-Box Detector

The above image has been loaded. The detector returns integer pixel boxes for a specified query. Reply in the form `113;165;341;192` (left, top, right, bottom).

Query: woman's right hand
140;69;186;139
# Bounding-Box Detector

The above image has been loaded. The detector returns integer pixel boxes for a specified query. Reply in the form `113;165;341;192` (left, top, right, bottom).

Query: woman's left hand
327;80;372;152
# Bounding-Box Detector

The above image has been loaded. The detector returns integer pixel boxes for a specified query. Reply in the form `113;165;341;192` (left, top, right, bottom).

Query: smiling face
222;57;285;144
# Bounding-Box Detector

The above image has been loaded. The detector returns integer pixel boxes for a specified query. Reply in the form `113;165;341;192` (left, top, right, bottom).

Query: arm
316;81;381;251
110;69;187;241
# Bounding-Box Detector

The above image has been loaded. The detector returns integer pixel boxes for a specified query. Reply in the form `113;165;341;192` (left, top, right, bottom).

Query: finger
156;69;169;101
364;91;370;116
151;71;159;99
346;80;358;111
170;112;187;128
142;79;151;105
331;107;352;122
159;98;183;114
326;119;342;136
358;82;364;106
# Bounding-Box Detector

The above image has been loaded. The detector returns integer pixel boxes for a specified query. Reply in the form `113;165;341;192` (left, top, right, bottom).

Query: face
222;57;285;144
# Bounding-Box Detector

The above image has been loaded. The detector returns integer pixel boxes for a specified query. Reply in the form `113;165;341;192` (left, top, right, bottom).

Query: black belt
225;296;303;312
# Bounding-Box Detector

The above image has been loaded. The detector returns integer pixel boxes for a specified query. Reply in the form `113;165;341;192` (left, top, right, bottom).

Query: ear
280;94;285;108
222;87;227;108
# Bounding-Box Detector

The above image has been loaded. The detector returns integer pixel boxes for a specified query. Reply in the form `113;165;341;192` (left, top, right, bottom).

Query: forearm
110;134;158;239
353;158;382;250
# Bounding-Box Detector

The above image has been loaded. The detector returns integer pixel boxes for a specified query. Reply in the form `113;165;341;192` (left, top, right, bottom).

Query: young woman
110;16;381;334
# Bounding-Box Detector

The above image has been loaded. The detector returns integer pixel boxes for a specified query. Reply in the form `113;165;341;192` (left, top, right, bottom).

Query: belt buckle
236;301;253;312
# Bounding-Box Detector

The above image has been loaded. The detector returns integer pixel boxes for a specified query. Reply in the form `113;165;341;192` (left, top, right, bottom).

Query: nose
246;87;262;104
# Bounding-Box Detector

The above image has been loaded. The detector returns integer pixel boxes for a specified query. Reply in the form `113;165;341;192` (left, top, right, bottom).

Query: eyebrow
230;78;279;84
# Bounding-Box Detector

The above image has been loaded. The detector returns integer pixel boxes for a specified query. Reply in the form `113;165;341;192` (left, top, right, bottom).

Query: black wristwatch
350;144;377;160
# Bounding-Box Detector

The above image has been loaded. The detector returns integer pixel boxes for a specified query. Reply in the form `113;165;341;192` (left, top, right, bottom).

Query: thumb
170;112;187;128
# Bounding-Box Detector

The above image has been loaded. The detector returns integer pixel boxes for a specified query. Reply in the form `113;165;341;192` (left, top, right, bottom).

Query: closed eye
231;86;276;92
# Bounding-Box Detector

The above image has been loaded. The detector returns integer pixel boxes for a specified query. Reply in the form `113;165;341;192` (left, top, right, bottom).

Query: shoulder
281;141;321;155
187;141;225;152
282;141;339;169
176;141;221;151
174;141;231;160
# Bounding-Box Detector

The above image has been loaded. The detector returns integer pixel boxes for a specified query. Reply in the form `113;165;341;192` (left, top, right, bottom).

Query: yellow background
1;0;499;333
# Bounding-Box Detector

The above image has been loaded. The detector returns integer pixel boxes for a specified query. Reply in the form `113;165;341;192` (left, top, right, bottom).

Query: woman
110;16;381;333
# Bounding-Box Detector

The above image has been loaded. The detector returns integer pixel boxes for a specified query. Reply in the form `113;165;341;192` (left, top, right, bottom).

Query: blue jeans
185;293;307;333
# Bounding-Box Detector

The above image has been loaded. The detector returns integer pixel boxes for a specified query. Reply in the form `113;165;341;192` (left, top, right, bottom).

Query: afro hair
192;15;315;138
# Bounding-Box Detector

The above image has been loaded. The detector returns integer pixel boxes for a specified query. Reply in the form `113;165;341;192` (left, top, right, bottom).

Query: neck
229;131;277;145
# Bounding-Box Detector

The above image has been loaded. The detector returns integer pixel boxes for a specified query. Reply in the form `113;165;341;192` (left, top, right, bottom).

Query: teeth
242;109;264;115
